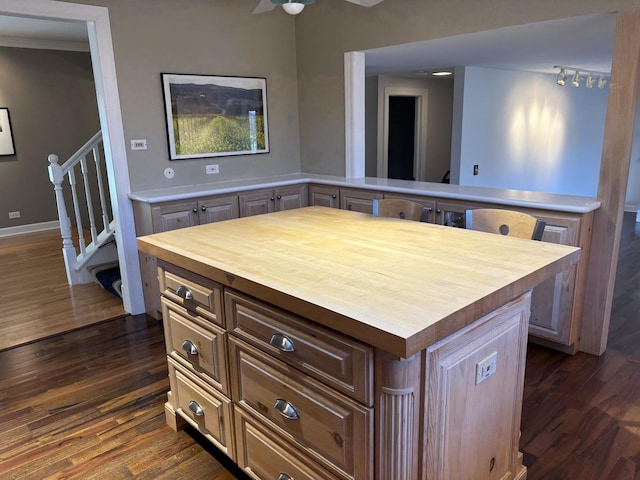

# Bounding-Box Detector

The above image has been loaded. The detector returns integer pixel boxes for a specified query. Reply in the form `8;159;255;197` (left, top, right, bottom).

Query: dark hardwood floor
2;213;640;478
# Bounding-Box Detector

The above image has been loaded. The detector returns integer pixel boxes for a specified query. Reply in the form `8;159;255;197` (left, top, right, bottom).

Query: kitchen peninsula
137;206;581;480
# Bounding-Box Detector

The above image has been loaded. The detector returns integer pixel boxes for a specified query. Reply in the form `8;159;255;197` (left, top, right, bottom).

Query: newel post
48;153;77;284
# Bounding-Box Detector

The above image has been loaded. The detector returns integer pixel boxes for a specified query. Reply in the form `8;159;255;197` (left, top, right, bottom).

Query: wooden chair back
373;198;425;222
466;208;546;240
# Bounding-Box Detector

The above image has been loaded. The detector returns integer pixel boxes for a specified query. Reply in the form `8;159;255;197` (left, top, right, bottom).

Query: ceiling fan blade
253;0;277;14
343;0;384;6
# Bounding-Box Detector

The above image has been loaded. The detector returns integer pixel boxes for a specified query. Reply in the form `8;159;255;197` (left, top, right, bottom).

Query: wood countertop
137;206;581;358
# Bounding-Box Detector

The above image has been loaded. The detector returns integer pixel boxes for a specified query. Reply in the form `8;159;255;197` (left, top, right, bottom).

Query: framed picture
161;73;269;160
0;108;16;156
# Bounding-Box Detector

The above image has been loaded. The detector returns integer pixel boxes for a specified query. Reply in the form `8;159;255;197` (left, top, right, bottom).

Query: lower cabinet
158;261;529;480
239;184;308;217
339;187;382;213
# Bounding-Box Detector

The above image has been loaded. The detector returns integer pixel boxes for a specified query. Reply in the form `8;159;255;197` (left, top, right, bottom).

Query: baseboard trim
0;220;60;238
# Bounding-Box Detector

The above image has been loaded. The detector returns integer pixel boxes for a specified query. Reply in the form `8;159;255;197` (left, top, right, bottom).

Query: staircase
48;131;120;292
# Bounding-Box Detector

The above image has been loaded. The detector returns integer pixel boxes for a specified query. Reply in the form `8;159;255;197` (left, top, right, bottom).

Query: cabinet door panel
275;185;308;211
309;184;340;208
151;200;198;232
529;224;576;344
199;195;239;224
239;189;273;217
340;188;382;214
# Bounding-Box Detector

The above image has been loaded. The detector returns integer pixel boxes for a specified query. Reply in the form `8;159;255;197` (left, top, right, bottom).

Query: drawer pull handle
269;333;296;352
181;339;198;356
274;398;299;420
188;400;204;416
277;474;293;480
175;285;193;300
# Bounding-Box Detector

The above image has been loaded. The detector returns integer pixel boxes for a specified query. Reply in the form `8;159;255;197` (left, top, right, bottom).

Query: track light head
556;68;567;86
586;74;595;88
571;71;581;87
598;75;607;89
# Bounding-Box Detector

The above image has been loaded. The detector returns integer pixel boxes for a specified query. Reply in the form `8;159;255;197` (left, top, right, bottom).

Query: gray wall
294;0;639;177
0;47;99;229
66;0;302;192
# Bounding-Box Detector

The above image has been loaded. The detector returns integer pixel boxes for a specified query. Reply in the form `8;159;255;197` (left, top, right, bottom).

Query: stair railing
48;130;116;284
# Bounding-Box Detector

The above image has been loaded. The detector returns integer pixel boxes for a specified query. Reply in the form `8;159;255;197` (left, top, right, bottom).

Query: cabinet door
198;195;240;224
239;189;274;217
340;188;383;214
528;216;580;345
151;200;199;232
309;184;340;208
274;184;308;212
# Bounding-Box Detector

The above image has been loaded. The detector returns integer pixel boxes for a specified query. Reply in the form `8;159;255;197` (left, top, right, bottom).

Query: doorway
0;0;144;315
388;96;417;180
378;86;428;181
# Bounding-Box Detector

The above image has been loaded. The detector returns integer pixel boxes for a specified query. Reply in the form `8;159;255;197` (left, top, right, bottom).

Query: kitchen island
137;206;581;480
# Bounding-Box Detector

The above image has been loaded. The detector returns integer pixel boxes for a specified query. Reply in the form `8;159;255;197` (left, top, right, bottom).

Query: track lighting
554;65;609;90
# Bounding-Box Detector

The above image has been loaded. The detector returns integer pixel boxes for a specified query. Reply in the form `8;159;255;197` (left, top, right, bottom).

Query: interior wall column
580;8;640;355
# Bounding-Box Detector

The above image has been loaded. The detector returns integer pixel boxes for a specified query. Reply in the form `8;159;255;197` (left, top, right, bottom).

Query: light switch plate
131;139;147;150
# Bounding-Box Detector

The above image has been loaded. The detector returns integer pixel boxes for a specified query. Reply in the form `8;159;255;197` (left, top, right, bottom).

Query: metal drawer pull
181;339;198;355
277;474;293;480
274;398;299;420
269;333;296;352
175;285;193;300
188;400;204;416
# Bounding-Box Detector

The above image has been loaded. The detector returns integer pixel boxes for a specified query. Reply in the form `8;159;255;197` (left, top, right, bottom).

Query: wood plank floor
2;215;640;478
0;229;124;351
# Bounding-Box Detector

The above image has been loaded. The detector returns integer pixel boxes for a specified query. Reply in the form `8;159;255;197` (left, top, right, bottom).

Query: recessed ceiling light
432;71;453;77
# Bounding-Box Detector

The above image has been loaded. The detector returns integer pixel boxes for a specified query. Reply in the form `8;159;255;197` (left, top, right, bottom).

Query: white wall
457;67;609;196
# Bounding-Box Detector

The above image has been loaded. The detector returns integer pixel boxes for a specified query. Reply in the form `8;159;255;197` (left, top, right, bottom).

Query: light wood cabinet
133;194;239;318
340;187;383;213
239;184;308;217
309;184;340;208
155;260;530;480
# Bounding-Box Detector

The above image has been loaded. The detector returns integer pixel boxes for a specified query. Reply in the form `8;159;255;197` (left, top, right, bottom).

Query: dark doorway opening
388;96;416;180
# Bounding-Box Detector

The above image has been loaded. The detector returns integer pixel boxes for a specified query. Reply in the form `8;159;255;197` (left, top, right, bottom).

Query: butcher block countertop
136;206;581;358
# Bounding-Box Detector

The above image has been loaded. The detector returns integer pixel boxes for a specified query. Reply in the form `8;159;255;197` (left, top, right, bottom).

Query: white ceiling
0;10;616;76
0;15;88;51
364;12;616;77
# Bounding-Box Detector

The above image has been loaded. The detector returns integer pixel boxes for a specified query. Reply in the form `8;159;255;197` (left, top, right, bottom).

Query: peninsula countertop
136;206;581;358
129;173;601;214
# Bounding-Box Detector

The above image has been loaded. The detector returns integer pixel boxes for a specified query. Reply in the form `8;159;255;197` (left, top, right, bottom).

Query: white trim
0;0;144;315
0;220;59;238
344;51;365;178
377;87;428;181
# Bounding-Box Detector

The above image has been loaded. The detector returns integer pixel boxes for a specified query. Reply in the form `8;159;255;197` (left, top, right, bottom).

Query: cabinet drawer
225;291;373;405
234;406;341;480
162;298;228;394
228;337;373;479
168;357;235;459
159;263;224;326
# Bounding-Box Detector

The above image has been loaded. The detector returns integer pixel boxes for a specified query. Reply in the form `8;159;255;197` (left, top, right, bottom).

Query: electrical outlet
131;139;147;150
206;164;219;175
8;211;20;219
475;351;497;385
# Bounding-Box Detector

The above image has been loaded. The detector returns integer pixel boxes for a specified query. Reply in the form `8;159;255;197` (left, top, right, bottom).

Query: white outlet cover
475;351;498;385
164;167;175;179
131;139;147;150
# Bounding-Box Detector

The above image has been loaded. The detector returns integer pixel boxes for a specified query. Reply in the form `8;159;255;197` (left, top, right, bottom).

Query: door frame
377;87;428;181
0;0;144;314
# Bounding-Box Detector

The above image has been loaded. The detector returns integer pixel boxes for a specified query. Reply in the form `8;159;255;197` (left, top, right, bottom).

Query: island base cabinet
375;293;530;480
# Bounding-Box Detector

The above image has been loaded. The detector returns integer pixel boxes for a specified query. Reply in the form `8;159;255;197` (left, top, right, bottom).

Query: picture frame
0;108;16;156
161;73;269;160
